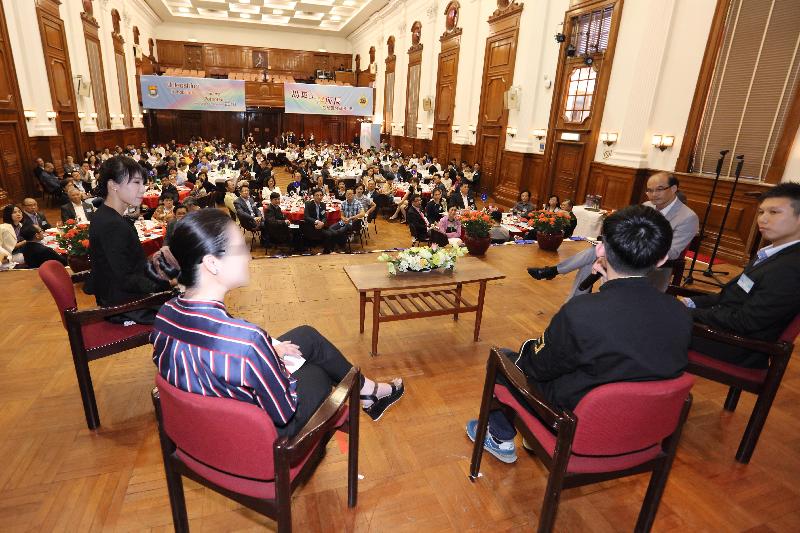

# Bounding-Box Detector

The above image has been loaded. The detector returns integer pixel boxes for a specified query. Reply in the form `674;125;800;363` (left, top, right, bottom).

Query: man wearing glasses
528;172;699;299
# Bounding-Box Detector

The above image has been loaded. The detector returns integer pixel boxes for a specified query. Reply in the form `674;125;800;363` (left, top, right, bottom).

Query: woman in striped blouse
149;209;403;436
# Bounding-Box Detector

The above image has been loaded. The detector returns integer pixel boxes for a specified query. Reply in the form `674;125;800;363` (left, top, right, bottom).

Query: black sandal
361;380;404;421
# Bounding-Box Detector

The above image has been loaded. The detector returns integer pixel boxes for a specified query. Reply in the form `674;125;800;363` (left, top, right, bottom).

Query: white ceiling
144;0;387;35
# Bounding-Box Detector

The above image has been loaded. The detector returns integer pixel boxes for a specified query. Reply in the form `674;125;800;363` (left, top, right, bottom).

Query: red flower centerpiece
55;219;91;272
460;210;492;256
527;210;573;252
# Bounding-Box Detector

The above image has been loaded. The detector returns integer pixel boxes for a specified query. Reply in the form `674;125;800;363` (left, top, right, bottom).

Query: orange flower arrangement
55;219;91;256
460;210;492;238
527;210;573;234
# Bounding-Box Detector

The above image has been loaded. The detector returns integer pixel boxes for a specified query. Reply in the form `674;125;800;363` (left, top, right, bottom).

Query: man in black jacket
467;205;690;463
682;182;800;368
19;225;66;268
304;188;347;253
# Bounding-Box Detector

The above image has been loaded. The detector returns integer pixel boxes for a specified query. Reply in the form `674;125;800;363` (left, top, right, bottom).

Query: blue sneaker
466;419;517;464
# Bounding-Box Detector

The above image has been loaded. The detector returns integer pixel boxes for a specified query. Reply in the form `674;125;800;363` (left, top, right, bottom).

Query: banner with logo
284;83;374;116
140;75;245;111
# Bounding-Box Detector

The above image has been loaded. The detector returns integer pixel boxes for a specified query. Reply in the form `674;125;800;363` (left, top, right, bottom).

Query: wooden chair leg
164;464;189;533
736;390;776;464
275;452;293;533
469;356;498;481
537;425;574;533
635;460;671;533
72;350;100;429
723;387;741;412
347;371;360;508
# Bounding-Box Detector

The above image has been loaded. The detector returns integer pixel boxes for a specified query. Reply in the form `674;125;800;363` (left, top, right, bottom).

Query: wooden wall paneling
542;0;624;207
0;0;33;201
475;2;523;196
383;36;396;135
36;0;82;168
585;161;648;209
523;152;546;206
244;82;284;107
677;172;768;265
432;2;462;164
156;40;184;66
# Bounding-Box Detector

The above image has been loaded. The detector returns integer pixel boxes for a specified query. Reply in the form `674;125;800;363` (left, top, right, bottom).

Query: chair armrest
71;270;90;283
666;285;715;298
281;367;360;460
65;290;175;326
490;347;562;429
692;322;792;357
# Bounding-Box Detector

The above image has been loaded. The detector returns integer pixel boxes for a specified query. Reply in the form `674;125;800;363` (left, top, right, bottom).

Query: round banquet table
42;221;166;259
393;186;432;199
141;186;191;209
265;201;342;225
572;205;606;239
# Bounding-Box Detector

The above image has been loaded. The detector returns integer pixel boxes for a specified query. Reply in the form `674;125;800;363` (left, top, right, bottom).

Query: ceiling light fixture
240;13;251;18
178;7;190;13
330;15;341;21
273;9;283;14
343;0;356;5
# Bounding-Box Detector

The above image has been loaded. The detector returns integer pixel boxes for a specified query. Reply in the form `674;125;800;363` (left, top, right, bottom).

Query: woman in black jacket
87;156;175;323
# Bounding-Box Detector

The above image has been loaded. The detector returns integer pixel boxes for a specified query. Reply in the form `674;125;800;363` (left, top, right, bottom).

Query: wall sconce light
599;132;618;146
468;124;476;134
77;111;86;119
119;114;125;120
506;127;517;137
531;129;546;140
416;122;422;129
142;109;148;114
23;110;36;120
452;125;460;133
427;124;433;130
109;113;117;119
651;134;674;151
46;111;57;120
90;112;98;119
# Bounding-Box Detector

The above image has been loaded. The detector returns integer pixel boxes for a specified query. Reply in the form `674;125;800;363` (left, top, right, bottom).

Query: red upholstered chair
151;368;360;533
38;260;173;429
668;285;799;463
469;347;693;533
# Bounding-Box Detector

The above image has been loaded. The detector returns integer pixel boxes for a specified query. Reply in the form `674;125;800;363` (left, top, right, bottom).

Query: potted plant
527;210;573;251
55;219;91;272
460;210;492;256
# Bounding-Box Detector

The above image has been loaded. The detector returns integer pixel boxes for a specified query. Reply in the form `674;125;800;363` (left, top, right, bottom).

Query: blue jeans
486;348;544;442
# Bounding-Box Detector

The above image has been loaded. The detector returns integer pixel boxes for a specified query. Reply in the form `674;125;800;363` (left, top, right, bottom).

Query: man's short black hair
760;182;800;215
20;224;41;241
270;192;280;200
602;205;673;276
490;210;502;222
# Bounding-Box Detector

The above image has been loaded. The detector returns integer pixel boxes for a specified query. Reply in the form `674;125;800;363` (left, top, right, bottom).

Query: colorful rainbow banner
284;83;374;116
140;75;246;111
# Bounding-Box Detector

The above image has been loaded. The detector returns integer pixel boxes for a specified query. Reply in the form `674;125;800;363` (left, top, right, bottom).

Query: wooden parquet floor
1;240;799;532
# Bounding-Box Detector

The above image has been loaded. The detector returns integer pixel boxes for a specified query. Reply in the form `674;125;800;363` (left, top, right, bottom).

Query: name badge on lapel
737;273;755;293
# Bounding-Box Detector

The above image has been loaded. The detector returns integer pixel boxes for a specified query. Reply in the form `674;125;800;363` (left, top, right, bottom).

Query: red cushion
688;350;767;384
81;321;152;351
494;385;664;474
38;260;77;327
779;314;800;343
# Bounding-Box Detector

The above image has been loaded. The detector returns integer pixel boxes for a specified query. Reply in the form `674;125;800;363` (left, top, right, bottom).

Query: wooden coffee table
344;258;505;355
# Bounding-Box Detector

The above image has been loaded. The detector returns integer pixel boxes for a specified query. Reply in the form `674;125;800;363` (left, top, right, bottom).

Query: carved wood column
432;2;462;163
404;21;423;139
474;1;524;196
81;0;110;131
383;36;396;135
110;9;132;128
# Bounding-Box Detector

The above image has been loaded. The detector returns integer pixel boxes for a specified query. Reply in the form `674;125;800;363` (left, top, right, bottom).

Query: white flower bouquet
377;244;467;275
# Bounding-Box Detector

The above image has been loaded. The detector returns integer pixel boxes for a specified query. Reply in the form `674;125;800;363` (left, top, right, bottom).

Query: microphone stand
684;150;728;285
696;155;744;287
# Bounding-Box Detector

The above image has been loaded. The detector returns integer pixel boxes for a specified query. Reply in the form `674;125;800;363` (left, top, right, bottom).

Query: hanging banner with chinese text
284;83;374;116
140;75;246;111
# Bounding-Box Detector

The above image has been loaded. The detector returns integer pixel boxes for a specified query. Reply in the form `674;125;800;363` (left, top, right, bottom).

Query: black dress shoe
527;266;558;280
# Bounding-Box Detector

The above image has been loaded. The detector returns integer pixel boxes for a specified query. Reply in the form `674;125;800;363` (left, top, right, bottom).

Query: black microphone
577;272;602;292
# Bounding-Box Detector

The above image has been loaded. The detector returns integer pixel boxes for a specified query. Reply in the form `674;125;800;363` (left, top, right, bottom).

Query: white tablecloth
572;205;605;238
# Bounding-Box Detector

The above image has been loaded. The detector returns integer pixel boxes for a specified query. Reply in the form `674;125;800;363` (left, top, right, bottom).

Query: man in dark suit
39;162;66;203
21;198;52;230
451;186;476;210
233;184;266;246
681;182;800;368
467;205;690;463
406;194;432;243
304;188;346;253
60;187;95;223
19;225;66;268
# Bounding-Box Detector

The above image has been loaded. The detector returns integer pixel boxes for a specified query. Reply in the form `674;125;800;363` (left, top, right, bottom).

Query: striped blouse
151;297;298;426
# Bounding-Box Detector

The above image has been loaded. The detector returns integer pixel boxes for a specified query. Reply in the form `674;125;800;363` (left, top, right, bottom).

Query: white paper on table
271;339;306;374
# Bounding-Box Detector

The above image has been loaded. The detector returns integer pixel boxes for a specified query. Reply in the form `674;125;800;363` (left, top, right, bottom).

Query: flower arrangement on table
459;210;492;238
377;244;467;275
55;219;90;256
526;210;574;234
